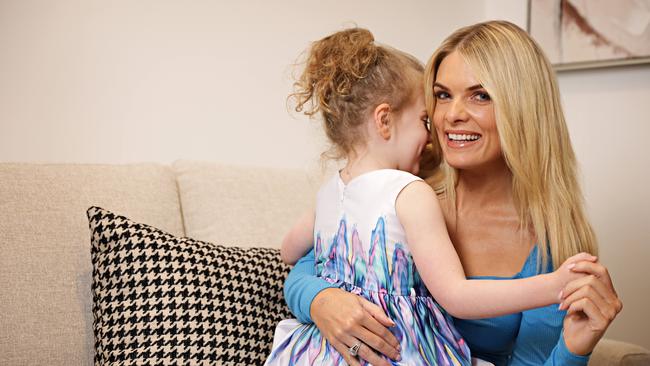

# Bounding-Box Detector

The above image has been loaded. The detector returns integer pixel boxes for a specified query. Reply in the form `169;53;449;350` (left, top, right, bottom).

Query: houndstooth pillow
88;206;292;365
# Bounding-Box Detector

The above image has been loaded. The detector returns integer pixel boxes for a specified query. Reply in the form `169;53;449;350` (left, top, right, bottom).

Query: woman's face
432;51;502;171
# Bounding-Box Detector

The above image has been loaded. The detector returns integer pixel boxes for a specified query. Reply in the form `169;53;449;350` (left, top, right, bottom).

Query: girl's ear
373;103;392;140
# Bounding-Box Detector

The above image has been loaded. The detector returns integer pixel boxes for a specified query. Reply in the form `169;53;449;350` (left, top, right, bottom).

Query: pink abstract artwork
529;0;650;70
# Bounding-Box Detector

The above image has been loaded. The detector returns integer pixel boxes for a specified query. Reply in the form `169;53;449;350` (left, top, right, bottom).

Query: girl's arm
281;208;315;265
396;181;593;319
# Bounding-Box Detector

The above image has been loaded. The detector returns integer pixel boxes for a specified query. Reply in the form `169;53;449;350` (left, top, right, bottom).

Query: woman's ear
373;103;392;140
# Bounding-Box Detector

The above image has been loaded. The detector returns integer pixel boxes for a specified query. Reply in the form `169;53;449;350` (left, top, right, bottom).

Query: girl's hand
553;252;598;300
559;260;623;355
310;288;401;366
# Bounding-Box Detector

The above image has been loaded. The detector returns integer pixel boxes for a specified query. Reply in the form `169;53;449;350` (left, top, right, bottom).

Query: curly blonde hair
291;27;425;160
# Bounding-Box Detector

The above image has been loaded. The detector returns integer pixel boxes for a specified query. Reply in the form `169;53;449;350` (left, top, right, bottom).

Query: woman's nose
446;99;468;123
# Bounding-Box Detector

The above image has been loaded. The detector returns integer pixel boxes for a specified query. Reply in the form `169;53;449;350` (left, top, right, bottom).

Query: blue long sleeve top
283;248;590;366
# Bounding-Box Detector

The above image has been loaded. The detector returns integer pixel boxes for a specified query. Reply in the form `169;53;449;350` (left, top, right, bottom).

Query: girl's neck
340;149;391;184
455;158;514;211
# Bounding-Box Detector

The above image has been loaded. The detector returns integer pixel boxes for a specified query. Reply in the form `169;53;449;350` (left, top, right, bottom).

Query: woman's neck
455;159;514;212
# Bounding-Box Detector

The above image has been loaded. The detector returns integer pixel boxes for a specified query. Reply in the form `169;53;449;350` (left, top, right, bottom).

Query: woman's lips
445;132;481;148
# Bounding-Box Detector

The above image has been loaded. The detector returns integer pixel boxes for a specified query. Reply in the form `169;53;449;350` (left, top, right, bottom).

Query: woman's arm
396;181;593;319
283;249;336;322
509;304;590;366
283;250;401;366
508;259;621;365
280;208;315;265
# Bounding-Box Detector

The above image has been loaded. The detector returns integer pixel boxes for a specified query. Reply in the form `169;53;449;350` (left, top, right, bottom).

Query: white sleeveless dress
265;169;472;365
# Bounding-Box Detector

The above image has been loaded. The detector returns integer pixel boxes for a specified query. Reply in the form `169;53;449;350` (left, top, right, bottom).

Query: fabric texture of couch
1;161;648;365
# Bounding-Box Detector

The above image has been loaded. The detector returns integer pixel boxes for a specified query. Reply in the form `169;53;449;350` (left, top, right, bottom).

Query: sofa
1;160;648;365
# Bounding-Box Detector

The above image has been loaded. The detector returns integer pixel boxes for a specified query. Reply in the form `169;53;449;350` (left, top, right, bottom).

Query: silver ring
348;342;361;357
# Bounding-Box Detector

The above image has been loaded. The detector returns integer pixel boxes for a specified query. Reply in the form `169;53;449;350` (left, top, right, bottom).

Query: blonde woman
283;21;622;366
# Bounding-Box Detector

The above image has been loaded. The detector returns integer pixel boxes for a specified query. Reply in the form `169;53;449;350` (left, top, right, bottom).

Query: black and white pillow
88;206;292;365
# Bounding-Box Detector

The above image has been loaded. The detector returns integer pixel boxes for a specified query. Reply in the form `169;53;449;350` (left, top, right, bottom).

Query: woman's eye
435;91;450;100
473;91;491;102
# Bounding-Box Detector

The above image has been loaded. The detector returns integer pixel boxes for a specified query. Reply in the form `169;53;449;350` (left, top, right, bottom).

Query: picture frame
527;0;650;71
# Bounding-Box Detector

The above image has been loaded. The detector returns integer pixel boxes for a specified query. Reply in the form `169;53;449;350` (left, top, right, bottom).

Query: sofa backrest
0;163;184;365
172;160;321;249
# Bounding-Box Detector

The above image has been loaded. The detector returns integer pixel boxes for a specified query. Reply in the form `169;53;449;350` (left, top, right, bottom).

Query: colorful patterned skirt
264;280;472;366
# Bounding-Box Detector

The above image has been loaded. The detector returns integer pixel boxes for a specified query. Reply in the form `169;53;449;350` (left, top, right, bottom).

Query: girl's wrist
549;271;565;304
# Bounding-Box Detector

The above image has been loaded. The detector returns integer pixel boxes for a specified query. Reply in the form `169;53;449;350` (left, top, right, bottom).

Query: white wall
560;65;650;350
2;0;648;350
0;0;484;170
485;0;650;350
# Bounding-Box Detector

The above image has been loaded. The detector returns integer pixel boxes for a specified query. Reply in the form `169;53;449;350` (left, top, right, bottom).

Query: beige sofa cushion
173;160;321;249
590;338;650;366
0;163;184;366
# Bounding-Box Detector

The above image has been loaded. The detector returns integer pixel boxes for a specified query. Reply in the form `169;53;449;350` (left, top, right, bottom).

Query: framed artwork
528;0;650;71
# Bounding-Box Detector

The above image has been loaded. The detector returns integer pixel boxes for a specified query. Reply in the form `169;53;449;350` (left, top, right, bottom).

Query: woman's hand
559;260;623;355
310;288;401;366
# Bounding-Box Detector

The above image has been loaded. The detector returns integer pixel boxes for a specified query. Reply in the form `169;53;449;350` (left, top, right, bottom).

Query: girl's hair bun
292;27;378;118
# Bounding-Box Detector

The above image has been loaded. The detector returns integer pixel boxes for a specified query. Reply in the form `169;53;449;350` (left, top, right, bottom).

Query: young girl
265;28;593;366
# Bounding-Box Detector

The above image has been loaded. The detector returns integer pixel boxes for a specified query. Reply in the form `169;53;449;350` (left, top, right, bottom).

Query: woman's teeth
448;133;480;141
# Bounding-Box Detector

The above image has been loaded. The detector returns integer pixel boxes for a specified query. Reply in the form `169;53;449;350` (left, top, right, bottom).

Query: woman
283;21;622;366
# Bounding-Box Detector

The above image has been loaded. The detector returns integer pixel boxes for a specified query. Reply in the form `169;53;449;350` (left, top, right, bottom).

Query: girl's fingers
565;252;598;264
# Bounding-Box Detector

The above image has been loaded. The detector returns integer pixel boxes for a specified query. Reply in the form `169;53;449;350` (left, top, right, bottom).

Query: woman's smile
444;130;482;148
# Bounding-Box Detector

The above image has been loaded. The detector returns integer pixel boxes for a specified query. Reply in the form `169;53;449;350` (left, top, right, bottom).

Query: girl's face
432;51;502;171
393;90;431;175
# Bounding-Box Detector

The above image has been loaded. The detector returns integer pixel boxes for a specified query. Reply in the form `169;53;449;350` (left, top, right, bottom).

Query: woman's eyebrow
433;82;484;91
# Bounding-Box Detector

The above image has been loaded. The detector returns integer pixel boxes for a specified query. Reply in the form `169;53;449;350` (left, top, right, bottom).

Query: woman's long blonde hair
424;20;597;269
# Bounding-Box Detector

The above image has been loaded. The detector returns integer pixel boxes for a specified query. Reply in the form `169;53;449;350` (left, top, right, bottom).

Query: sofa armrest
589;338;650;366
